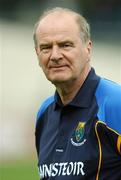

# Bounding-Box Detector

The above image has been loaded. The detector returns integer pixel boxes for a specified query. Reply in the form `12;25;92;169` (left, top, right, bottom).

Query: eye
39;45;51;53
60;42;74;49
63;43;70;47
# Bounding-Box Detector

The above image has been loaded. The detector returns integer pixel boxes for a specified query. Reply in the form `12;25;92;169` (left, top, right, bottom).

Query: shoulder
95;78;121;134
36;96;55;122
97;78;121;93
96;78;121;104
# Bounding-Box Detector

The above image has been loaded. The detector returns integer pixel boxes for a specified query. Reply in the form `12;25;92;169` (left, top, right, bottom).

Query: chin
51;79;68;84
48;77;70;84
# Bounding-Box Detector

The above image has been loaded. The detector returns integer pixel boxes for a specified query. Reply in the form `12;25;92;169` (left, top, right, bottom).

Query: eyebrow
59;40;74;44
39;43;52;49
39;40;74;46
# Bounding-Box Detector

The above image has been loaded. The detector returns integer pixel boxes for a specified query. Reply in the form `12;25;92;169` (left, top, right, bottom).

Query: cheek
38;58;42;67
73;52;87;69
78;49;88;62
39;58;50;75
38;54;47;67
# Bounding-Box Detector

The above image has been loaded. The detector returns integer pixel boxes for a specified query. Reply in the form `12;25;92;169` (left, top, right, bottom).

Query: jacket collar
54;68;100;109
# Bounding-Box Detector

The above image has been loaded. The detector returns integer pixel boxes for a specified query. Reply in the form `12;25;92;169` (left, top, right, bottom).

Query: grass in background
0;157;39;180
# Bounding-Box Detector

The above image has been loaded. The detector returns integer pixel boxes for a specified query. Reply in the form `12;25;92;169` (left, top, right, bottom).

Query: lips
49;65;69;69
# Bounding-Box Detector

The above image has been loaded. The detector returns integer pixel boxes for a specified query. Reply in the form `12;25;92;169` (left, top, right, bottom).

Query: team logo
71;122;86;146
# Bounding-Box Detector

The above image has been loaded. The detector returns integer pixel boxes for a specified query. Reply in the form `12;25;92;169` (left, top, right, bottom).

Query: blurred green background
0;157;39;180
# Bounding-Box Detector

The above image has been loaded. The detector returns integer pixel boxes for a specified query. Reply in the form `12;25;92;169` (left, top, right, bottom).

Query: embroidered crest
71;122;86;146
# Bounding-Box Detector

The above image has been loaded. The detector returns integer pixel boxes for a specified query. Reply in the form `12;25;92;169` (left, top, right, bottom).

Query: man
33;7;121;180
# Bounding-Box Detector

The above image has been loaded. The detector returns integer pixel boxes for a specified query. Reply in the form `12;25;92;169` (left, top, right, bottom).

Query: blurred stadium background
0;0;121;179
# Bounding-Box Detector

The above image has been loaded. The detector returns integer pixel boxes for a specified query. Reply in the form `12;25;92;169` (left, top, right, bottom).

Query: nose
50;45;62;61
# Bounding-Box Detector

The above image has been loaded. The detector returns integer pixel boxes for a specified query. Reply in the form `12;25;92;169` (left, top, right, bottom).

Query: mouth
50;66;69;72
49;65;69;69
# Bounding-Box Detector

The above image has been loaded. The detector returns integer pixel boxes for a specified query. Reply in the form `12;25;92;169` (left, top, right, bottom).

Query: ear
35;47;42;67
86;40;92;61
87;40;92;54
35;47;39;56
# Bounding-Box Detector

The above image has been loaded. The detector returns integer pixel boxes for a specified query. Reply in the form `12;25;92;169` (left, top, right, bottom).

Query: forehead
36;12;80;40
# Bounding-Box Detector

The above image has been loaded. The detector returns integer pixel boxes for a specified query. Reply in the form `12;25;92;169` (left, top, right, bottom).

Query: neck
55;66;91;105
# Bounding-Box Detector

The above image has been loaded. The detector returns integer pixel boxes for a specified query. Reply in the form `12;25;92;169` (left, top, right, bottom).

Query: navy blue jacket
35;68;121;180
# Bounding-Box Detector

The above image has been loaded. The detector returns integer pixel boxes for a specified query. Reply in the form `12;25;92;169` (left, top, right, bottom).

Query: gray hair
33;7;91;47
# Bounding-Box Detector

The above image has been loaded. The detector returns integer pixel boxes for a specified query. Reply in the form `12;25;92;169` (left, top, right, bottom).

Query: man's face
35;12;92;85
